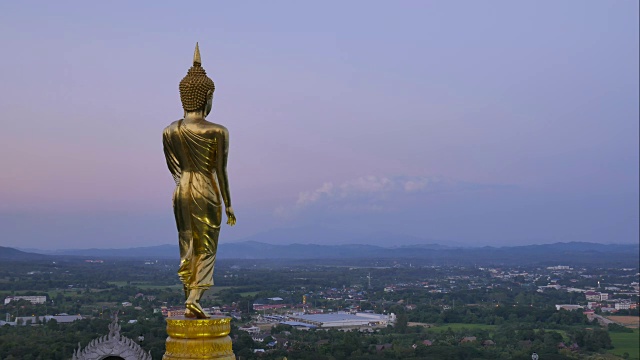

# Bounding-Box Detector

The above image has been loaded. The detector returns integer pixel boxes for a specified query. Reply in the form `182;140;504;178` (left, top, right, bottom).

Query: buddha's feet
185;301;210;319
184;308;196;318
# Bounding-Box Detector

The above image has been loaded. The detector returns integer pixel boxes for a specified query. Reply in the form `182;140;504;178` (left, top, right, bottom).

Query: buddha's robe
162;119;229;290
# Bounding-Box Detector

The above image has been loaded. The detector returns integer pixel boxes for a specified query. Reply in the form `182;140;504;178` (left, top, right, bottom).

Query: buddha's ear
205;90;214;117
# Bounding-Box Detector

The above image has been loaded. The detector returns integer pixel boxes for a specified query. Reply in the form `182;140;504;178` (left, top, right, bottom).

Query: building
253;304;287;311
279;320;317;330
238;326;260;334
615;302;630;310
585;291;608;301
555;304;583;311
167;308;186;317
13;314;82;325
537;284;562;292
287;312;391;328
4;295;47;305
585;291;600;301
565;287;586;293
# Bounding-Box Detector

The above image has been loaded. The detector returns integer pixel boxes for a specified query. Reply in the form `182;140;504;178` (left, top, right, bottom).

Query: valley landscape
0;241;638;359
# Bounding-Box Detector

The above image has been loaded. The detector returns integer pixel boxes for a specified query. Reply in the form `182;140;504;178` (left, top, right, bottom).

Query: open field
606;316;640;328
609;329;640;360
107;281;183;290
135;283;183;290
424;323;573;342
408;322;434;328
3;289;87;298
94;301;118;307
257;323;276;331
200;286;243;300
427;323;496;332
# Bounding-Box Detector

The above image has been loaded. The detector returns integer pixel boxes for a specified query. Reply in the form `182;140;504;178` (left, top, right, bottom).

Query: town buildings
4;295;47;305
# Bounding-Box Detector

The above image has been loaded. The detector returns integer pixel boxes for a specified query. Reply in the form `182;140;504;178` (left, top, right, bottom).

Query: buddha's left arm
216;128;232;209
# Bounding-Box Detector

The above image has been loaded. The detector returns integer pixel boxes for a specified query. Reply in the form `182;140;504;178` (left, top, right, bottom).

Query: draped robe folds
163;119;224;290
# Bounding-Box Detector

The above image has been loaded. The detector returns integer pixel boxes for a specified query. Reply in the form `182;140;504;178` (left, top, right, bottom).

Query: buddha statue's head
179;43;215;116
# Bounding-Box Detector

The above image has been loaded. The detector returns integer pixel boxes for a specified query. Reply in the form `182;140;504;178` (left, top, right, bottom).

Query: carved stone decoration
71;314;152;360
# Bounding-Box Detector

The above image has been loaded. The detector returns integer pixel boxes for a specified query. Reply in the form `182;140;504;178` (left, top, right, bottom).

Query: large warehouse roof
288;312;389;328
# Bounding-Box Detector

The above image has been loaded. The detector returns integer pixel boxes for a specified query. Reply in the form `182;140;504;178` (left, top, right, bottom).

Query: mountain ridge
13;241;639;266
0;246;49;260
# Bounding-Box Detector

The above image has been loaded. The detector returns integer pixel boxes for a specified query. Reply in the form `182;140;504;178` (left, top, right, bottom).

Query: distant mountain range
8;241;639;266
225;226;454;247
0;246;49;260
16;241;449;259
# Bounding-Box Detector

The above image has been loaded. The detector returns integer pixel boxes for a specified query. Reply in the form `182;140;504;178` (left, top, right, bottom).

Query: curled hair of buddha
179;43;215;111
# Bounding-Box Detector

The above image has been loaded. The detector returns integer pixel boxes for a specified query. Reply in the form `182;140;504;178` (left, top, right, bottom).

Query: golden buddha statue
163;43;236;319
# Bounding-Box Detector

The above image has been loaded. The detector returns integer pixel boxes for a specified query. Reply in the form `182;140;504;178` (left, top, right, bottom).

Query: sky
0;1;638;249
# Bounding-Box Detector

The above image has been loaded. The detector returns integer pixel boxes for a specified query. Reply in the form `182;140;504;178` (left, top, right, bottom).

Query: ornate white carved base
72;315;151;360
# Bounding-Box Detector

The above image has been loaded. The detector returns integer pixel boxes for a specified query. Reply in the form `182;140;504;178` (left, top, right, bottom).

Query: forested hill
15;242;640;266
217;241;639;266
0;246;49;260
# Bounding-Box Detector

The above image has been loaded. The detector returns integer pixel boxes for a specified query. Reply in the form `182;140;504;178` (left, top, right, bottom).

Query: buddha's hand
226;206;236;226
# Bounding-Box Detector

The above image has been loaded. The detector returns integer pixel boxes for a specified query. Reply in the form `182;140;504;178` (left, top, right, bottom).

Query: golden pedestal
164;316;235;360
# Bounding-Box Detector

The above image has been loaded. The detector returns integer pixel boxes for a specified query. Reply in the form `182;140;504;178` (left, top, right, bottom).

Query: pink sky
0;1;638;249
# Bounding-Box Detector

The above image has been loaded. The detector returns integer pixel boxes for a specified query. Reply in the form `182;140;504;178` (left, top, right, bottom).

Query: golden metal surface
164;338;234;360
163;43;236;319
166;316;231;338
164;317;234;360
193;42;202;65
179;42;215;112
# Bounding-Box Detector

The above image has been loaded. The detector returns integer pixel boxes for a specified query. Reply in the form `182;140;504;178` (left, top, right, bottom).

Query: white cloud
403;179;428;192
338;175;393;195
296;182;334;206
296;176;393;207
274;175;513;220
291;175;449;211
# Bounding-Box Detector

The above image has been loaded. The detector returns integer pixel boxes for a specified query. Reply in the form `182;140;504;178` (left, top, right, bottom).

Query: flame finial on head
193;42;202;66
